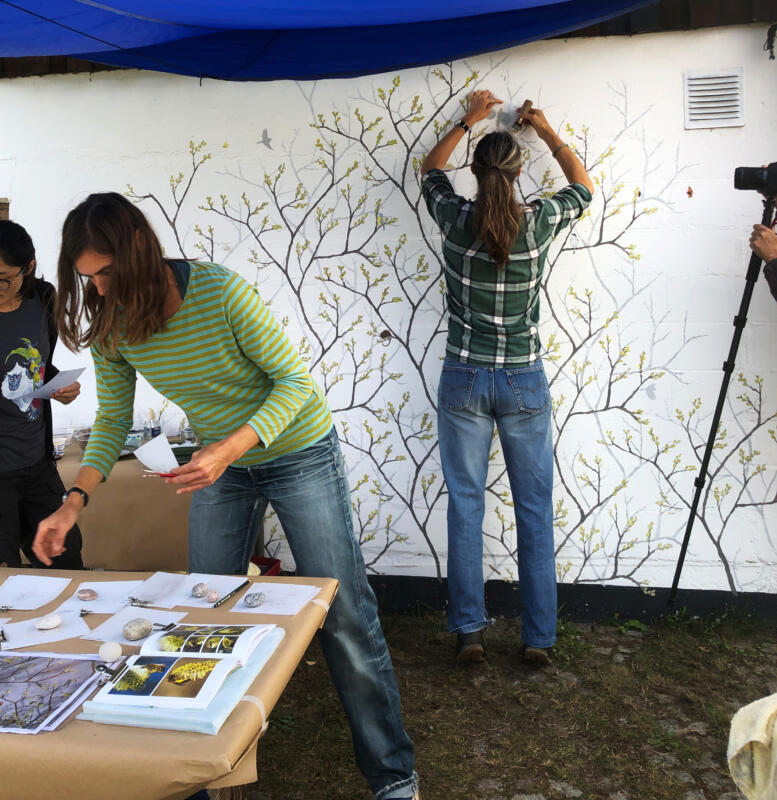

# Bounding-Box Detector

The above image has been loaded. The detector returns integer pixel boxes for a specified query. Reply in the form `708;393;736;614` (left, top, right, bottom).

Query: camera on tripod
734;162;777;195
670;161;777;604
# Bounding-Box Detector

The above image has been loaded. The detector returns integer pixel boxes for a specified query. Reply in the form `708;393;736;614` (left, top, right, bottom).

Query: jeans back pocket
438;363;478;410
503;365;549;415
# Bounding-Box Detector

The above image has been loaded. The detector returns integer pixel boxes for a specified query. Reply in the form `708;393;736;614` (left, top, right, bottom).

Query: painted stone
244;591;266;608
205;590;220;604
34;613;62;630
191;582;209;598
77;588;99;601
98;641;123;662
122;617;153;641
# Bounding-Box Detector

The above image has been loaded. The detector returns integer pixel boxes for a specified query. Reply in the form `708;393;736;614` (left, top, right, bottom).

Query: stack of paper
0;652;105;734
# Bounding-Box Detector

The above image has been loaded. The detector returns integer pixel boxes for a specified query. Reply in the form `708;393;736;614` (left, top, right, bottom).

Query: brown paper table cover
0;567;338;800
58;445;191;571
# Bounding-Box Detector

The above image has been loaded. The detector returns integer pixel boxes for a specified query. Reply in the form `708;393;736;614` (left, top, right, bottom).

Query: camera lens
734;167;768;191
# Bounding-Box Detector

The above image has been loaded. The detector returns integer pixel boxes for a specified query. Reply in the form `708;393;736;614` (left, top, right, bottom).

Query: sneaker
521;643;553;666
455;630;485;664
381;785;420;800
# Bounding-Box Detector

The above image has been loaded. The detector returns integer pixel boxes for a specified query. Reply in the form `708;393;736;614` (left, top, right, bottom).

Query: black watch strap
456;118;470;133
62;487;89;508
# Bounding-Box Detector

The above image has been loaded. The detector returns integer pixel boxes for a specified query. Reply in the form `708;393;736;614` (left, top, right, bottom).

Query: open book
93;623;274;710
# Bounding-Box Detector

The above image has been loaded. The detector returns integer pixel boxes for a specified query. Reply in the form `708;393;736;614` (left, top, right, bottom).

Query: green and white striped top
82;261;332;478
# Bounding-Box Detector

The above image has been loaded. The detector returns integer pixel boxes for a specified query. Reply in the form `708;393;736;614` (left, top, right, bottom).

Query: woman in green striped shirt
32;192;417;800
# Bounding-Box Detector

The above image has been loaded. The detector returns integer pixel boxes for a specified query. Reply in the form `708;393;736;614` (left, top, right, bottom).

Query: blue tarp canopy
0;1;654;80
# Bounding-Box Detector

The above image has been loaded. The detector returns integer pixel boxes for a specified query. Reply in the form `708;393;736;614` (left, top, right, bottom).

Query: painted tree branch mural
125;61;776;591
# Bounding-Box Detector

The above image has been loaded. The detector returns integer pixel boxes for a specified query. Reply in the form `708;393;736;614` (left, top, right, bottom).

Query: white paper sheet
131;572;249;609
81;607;188;647
0;610;91;650
229;582;321;615
54;580;144;615
132;433;178;473
157;574;250;609
0;575;71;610
129;572;184;606
28;367;85;399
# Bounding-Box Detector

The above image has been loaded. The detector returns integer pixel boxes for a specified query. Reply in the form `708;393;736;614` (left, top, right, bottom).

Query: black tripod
668;195;777;605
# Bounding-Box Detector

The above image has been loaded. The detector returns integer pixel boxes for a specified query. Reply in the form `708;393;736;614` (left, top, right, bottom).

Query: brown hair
57;192;169;353
471;131;524;267
0;219;37;298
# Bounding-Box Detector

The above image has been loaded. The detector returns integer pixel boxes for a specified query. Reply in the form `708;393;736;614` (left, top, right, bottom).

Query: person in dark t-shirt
0;220;83;568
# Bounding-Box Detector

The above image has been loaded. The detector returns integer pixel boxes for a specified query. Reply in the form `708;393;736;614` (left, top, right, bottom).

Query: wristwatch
62;487;89;507
455;119;470;133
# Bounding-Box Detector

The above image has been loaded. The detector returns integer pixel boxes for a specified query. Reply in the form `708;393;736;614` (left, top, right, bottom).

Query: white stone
77;588;98;601
205;590;219;604
191;582;209;598
244;591;266;608
122;617;153;641
98;641;123;662
34;613;62;630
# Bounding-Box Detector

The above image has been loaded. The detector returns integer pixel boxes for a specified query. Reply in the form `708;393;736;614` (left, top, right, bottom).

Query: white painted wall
1;24;775;591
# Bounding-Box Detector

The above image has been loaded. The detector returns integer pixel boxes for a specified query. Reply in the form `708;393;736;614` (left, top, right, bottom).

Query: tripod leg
667;197;776;605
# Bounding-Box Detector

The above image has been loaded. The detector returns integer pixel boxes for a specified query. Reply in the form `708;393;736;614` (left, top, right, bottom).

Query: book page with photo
141;623;275;662
92;623;276;710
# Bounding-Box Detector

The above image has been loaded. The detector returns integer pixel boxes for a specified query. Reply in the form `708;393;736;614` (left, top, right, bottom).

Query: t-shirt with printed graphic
0;293;49;471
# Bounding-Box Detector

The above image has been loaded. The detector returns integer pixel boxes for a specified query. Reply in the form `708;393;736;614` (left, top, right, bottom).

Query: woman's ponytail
472;132;524;267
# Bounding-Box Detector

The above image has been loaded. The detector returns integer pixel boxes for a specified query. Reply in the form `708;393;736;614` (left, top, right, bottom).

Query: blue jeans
437;359;557;648
189;428;416;799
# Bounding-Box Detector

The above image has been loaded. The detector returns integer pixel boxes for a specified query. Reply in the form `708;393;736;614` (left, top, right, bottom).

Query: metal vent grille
684;69;743;129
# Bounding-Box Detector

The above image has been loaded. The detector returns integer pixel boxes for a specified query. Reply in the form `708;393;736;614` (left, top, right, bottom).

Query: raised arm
524;107;594;194
420;90;503;175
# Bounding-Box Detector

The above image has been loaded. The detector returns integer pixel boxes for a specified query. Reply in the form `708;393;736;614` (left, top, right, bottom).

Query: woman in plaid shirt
420;91;594;666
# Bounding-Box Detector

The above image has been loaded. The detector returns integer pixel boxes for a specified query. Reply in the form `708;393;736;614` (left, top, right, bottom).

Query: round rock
122;617;153;641
77;588;99;602
205;590;220;604
244;591;266;608
35;613;62;630
98;641;123;662
191;582;209;598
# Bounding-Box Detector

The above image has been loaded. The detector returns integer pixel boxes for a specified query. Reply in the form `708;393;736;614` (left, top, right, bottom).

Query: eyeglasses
0;268;24;291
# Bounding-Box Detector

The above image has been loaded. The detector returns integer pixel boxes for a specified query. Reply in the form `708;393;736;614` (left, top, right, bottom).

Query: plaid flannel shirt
421;169;591;367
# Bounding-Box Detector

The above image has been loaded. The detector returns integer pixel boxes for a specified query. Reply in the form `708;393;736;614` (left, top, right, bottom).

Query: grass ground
242;608;775;799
